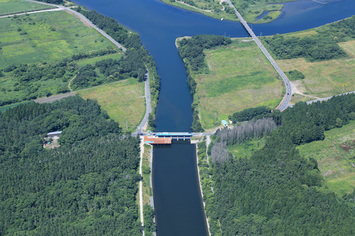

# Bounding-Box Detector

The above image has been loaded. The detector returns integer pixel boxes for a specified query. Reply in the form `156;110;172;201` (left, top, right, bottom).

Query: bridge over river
225;0;292;111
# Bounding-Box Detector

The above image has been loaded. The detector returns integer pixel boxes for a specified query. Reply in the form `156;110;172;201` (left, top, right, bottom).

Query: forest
177;35;232;132
203;94;355;235
263;16;355;61
0;96;142;235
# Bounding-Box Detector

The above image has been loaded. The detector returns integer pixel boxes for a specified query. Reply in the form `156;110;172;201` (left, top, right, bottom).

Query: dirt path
34;92;76;104
67;75;77;92
0;8;62;18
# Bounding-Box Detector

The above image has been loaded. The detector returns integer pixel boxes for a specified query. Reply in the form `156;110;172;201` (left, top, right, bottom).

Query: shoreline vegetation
141;143;156;235
160;0;290;24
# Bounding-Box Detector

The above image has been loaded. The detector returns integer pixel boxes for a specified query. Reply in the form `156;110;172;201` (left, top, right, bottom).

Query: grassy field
195;39;282;128
75;53;123;67
298;121;355;196
0;0;54;16
0;11;114;68
228;138;264;158
78;79;145;133
263;26;355;102
278;40;355;101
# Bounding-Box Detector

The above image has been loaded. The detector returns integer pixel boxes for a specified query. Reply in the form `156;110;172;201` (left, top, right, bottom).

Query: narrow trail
67;75;77;92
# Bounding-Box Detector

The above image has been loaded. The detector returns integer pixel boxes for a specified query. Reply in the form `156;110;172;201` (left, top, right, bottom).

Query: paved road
133;71;152;136
306;91;355;105
224;0;292;111
26;0;126;52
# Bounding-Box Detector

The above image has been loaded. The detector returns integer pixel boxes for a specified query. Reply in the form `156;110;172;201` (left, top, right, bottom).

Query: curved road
224;0;292;111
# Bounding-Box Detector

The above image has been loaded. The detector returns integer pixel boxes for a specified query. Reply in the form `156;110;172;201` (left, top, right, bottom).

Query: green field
298;121;355;196
78;79;145;133
195;39;282;128
0;11;114;68
0;0;54;16
228;138;264;158
75;53;123;67
277;39;355;101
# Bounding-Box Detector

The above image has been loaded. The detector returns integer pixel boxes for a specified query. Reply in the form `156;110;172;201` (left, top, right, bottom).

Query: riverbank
194;139;211;236
160;0;287;24
196;139;222;235
141;142;156;235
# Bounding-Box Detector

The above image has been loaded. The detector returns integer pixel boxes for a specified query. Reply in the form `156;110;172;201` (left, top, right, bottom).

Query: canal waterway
73;0;354;235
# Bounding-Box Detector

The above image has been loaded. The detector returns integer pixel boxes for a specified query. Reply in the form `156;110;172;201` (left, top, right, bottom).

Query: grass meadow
298;121;355;196
265;28;355;102
75;53;123;67
0;11;114;68
0;0;53;16
278;40;355;101
78;79;145;133
196;39;282;128
228;138;265;159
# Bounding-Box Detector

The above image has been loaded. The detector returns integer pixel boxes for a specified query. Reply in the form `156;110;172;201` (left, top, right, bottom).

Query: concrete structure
47;131;62;138
144;136;172;145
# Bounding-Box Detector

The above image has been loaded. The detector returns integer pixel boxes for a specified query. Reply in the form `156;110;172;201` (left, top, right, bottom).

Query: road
26;0;126;52
0;8;63;18
133;71;152;136
224;0;292;111
306;90;355;105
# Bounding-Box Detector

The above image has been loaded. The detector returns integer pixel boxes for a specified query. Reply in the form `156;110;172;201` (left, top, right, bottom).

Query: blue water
72;0;354;235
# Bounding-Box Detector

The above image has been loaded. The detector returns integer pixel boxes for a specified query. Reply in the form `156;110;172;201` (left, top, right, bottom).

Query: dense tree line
229;106;271;123
178;35;232;132
263;16;355;61
230;94;355;145
211;118;276;163
0;60;76;106
36;0;64;4
204;94;355;235
0;96;142;235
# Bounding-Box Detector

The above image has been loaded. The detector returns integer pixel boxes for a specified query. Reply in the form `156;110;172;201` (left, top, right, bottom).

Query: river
72;0;354;235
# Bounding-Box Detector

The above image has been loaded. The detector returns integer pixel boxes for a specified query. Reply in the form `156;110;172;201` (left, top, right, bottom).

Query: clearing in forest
298;120;355;196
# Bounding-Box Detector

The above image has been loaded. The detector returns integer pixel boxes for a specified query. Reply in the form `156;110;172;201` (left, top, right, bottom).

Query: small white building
47;131;62;138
